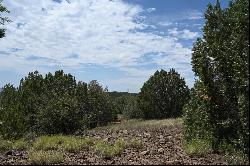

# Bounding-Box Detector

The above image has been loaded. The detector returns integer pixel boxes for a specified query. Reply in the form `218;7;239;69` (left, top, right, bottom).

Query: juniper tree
138;69;189;119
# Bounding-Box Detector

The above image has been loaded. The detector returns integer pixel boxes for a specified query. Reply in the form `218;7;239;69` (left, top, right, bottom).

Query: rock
94;136;101;139
140;150;149;155
165;160;175;165
144;133;151;137
158;148;164;154
87;158;95;163
159;139;165;144
103;137;110;142
5;151;13;156
159;135;164;139
150;149;157;155
123;130;128;134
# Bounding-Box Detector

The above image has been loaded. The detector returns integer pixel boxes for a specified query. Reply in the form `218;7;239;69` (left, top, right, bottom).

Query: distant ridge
108;91;137;99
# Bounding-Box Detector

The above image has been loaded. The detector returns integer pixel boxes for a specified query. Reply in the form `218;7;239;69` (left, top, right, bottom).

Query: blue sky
0;0;230;92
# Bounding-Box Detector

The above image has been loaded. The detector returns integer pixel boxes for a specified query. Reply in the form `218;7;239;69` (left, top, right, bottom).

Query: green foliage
0;138;28;151
185;0;249;156
138;69;189;119
0;70;115;138
128;138;143;149
183;81;214;142
28;150;64;165
94;139;126;159
32;135;95;152
183;138;213;157
32;135;65;151
60;136;95;152
12;138;28;150
87;80;114;128
0;84;27;139
114;95;143;119
0;139;12;152
0;1;11;38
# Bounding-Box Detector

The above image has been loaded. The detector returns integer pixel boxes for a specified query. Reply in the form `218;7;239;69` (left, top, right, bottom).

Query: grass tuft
128;138;143;149
32;135;95;152
183;138;212;157
94;139;127;159
0;139;28;151
0;140;13;152
28;150;64;165
12;138;28;150
61;136;95;152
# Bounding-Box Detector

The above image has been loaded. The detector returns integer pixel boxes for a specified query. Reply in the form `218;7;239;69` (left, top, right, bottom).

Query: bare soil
0;120;230;165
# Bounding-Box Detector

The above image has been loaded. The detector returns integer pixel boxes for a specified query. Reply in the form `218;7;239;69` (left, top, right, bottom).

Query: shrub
183;81;214;142
87;80;114;128
115;95;143;119
138;69;189;119
0;84;27;139
0;70;116;139
185;0;249;156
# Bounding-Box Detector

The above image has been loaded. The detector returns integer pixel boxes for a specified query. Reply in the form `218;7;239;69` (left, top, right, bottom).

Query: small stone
103;137;110;142
144;133;151;137
159;139;165;144
123;130;128;134
158;148;164;153
165;160;175;165
87;158;95;163
159;135;164;139
95;136;101;139
140;150;149;155
150;149;157;155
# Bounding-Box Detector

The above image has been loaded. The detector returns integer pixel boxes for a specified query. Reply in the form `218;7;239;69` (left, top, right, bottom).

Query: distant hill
108;91;138;99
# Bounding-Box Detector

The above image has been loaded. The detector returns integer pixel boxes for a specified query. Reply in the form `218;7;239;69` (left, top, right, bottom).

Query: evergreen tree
0;1;11;38
138;69;189;119
185;0;249;154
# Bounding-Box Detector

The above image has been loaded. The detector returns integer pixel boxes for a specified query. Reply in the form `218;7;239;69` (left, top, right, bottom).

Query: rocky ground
0;119;234;165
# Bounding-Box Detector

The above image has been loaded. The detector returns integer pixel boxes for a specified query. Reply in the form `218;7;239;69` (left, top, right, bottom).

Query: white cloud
168;28;199;40
182;10;203;20
0;0;196;91
158;21;172;27
146;7;156;13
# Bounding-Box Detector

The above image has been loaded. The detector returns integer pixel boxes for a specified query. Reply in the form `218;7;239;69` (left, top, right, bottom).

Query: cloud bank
0;0;197;92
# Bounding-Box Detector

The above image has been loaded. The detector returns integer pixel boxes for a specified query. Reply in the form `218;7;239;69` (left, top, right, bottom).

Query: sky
0;0;230;92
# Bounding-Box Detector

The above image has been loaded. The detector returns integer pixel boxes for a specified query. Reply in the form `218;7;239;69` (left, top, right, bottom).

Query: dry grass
93;118;183;131
183;138;213;157
32;135;95;152
93;137;143;159
28;150;64;165
0;139;28;151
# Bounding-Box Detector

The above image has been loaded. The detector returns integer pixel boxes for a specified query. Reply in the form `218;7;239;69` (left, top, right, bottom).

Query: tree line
0;68;189;139
0;71;116;138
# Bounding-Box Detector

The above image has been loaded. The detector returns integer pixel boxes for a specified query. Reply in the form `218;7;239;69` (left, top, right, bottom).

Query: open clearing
0;118;237;165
